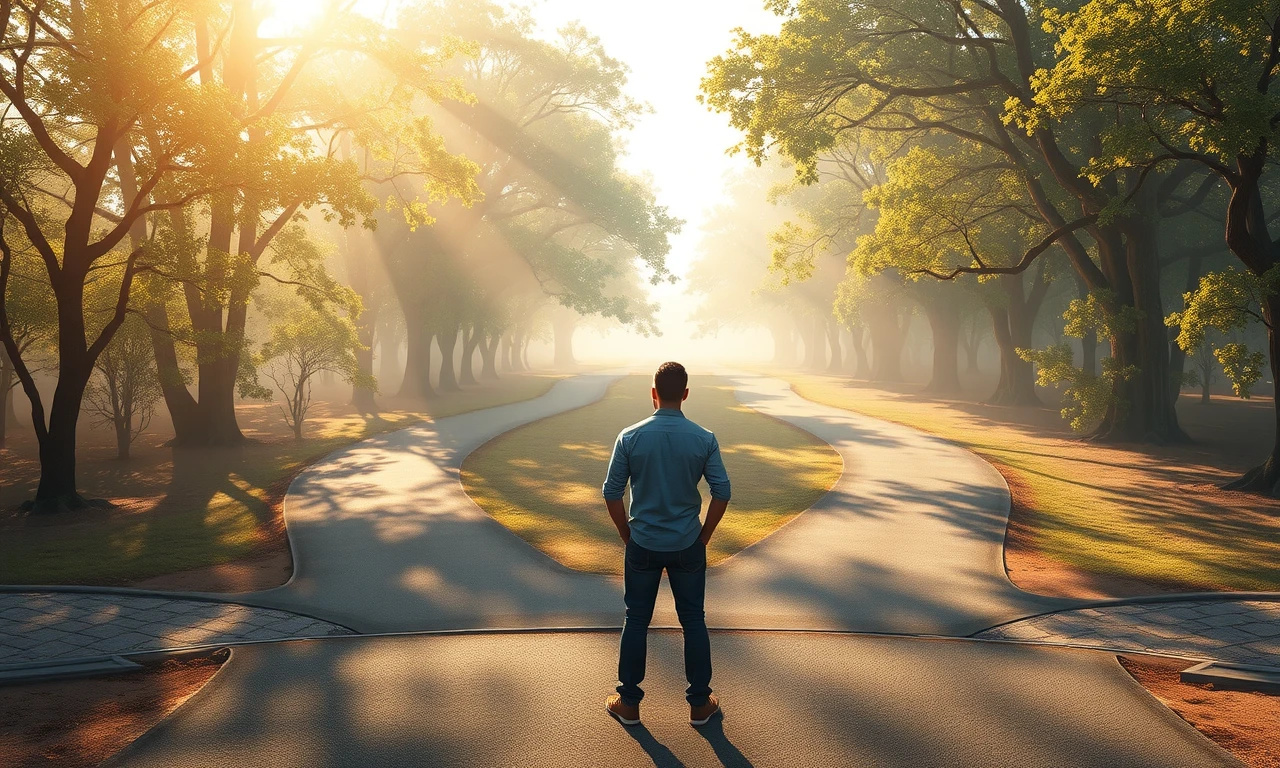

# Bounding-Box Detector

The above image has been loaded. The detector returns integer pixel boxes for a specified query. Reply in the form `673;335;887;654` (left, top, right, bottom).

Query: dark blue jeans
617;538;713;706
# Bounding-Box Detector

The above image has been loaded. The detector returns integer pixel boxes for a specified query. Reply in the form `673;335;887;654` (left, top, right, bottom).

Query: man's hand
606;498;630;544
699;497;729;546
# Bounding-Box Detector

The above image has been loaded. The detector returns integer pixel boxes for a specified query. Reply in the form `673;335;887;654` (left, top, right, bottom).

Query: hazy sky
526;1;783;359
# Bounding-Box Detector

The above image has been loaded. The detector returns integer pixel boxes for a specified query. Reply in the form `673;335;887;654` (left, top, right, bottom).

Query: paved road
246;373;1064;636
107;632;1236;768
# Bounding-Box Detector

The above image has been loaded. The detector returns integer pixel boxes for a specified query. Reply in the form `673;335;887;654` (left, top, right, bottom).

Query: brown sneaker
690;694;721;726
606;694;641;726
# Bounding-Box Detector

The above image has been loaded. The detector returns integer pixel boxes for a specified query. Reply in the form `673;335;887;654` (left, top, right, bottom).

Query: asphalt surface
108;632;1236;768
104;372;1240;766
246;373;1066;635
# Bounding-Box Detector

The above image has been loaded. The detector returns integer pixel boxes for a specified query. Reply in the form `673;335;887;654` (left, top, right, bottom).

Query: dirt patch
130;550;294;593
0;651;226;768
1120;654;1280;767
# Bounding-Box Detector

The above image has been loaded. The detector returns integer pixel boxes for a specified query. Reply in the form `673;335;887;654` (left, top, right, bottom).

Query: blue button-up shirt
602;408;732;552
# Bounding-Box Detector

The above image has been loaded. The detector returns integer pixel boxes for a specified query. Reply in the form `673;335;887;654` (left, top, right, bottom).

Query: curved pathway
236;372;1065;635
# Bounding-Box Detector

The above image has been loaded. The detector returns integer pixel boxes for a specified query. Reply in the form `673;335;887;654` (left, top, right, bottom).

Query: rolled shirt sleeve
703;434;731;501
602;433;630;500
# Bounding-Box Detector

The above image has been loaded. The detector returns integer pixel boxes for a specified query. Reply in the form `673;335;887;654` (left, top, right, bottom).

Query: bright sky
526;1;783;361
266;0;784;362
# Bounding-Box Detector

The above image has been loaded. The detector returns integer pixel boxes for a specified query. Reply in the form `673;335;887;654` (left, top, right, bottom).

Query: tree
258;303;365;440
701;0;1191;441
84;314;161;460
1018;0;1280;492
0;2;249;509
1187;340;1220;405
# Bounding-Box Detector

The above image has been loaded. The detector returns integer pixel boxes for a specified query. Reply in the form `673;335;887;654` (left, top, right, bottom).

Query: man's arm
701;434;731;544
606;498;630;544
602;434;630;543
700;497;728;545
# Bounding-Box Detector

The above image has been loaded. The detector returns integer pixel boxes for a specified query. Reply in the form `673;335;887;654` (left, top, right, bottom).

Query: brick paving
976;600;1280;667
0;592;351;665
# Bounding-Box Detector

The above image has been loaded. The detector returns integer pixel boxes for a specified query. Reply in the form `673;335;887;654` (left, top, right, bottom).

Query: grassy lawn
461;374;842;574
0;374;563;587
783;373;1280;594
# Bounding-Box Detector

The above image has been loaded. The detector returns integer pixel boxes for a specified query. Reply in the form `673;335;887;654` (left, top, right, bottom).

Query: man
601;361;731;727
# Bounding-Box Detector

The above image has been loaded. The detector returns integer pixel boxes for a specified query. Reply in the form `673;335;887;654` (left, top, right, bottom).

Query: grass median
461;374;842;574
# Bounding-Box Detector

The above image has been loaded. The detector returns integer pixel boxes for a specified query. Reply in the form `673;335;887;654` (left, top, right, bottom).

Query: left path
246;373;627;633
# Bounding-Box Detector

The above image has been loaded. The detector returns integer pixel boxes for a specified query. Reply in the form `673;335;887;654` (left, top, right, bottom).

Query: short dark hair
654;361;688;402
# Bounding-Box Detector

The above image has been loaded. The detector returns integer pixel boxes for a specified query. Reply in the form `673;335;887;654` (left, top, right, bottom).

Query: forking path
245;371;1069;635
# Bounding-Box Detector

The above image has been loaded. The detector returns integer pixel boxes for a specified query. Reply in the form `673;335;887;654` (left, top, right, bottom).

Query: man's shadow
622;717;754;768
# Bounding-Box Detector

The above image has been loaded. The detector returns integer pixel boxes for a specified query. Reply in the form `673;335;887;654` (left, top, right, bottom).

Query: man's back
602;362;727;727
602;407;731;552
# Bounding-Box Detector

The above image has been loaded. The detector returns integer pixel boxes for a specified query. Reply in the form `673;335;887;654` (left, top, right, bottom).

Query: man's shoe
606;694;641;726
690;694;721;726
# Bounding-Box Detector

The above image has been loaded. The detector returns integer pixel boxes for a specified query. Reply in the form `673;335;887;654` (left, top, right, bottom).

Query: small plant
1018;344;1136;432
258;308;370;440
84;315;162;460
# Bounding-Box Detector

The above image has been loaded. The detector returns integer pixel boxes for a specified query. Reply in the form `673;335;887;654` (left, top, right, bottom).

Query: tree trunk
378;324;403;389
769;321;797;367
848;324;871;378
1081;217;1183;442
521;337;532;370
500;333;515;372
437;326;461;392
825;320;843;372
1167;252;1204;404
398;306;436;399
923;298;962;394
1224;293;1280;494
866;303;905;382
459;326;481;386
0;354;13;447
551;311;577;368
114;415;130;461
801;316;825;370
351;303;379;413
1200;378;1211;405
32;362;93;508
480;333;501;380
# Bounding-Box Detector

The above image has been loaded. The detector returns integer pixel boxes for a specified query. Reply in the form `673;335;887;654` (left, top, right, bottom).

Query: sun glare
258;0;328;37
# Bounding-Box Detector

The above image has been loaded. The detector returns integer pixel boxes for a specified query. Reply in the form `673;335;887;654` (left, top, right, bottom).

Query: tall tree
701;0;1190;441
0;1;246;509
1024;0;1280;492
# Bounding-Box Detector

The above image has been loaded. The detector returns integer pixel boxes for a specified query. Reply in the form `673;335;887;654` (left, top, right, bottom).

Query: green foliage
1063;289;1141;340
257;303;366;438
1018;344;1136;432
1214;343;1267;399
1166;267;1276;400
1167;267;1278;351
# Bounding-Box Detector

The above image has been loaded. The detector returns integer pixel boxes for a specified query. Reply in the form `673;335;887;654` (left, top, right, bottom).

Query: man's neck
656;402;683;411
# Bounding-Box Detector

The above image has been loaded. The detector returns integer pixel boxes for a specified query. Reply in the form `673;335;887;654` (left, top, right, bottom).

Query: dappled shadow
243;371;1062;638
109;632;1235;767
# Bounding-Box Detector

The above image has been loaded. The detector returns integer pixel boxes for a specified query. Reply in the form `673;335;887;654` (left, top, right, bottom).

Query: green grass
0;373;564;585
461;374;843;574
784;374;1280;592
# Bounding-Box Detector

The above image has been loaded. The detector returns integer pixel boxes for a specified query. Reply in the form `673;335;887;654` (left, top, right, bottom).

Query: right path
709;374;1069;635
